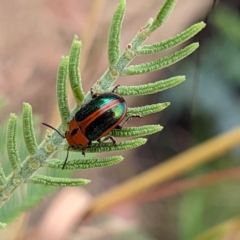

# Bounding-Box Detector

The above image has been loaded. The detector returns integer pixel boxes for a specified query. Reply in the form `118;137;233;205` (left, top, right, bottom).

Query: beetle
43;86;138;169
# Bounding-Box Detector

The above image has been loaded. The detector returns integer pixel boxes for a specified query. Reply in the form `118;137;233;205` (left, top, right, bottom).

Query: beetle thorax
66;118;89;148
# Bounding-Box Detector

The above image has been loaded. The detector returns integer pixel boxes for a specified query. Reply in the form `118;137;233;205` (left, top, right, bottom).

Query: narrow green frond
0;164;7;186
69;35;85;107
68;138;147;153
0;222;6;229
29;174;90;187
148;0;177;33
116;76;185;96
127;102;170;117
7;114;21;171
48;156;124;170
57;56;70;129
125;43;199;75
0;0;207;214
111;125;163;138
22;103;38;156
138;22;206;55
108;0;126;65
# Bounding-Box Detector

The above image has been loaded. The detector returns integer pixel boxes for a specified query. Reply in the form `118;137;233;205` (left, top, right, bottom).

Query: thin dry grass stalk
131;167;240;204
85;126;240;218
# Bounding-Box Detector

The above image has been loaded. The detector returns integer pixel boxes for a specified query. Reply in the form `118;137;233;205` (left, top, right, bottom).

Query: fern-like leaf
57;56;70;130
116;76;185;96
108;0;126;65
148;0;177;33
7;114;21;171
138;22;205;55
111;125;163;138
0;0;205;215
68;138;147;154
48;156;124;170
22;103;38;156
29;174;90;187
127;103;170;117
69;35;85;107
124;43;199;75
0;164;6;187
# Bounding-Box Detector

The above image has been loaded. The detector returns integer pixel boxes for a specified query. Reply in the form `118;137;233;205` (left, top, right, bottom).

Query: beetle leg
120;115;141;128
62;146;70;170
102;136;116;145
112;85;120;93
97;139;101;144
115;115;141;129
82;148;86;156
90;88;98;99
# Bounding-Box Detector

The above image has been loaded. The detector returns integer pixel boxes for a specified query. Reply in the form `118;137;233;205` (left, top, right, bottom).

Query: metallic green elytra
65;92;127;150
75;93;127;142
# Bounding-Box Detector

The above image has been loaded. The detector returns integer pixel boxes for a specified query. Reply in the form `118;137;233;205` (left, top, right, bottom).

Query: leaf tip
193;42;200;48
10;113;17;119
138;137;148;145
84;179;92;185
163;102;171;108
179;76;186;82
199;21;206;29
73;35;79;41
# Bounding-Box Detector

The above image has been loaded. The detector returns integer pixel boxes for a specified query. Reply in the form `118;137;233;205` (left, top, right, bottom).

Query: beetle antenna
62;146;70;170
42;123;65;138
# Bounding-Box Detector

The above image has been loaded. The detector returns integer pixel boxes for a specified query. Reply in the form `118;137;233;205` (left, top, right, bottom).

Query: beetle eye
71;128;78;136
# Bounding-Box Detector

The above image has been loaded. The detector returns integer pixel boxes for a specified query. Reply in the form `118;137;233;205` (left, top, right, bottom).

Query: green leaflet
111;125;163;138
6;114;21;171
48;156;124;170
0;164;6;186
22;103;38;156
124;43;199;75
127;103;170;117
57;56;70;129
148;0;177;33
108;0;126;65
138;22;206;55
29;174;90;187
68;138;147;153
116;76;185;96
69;35;85;107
